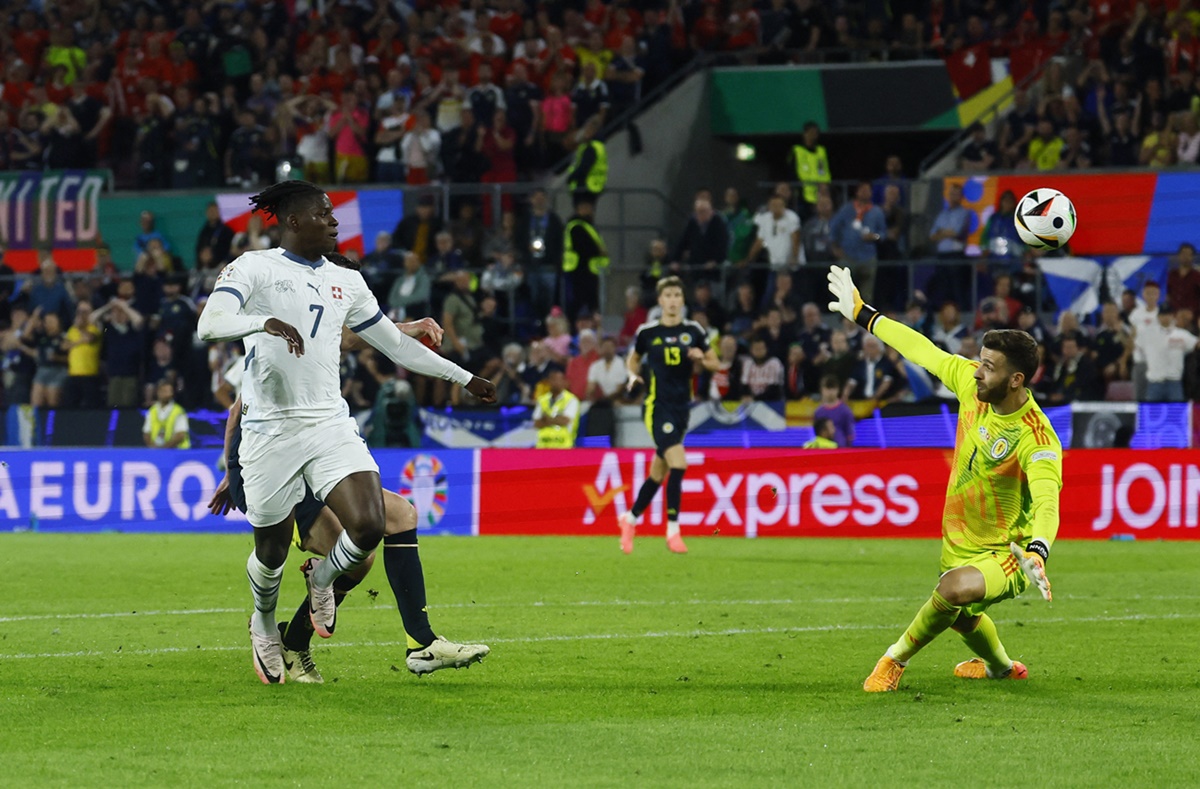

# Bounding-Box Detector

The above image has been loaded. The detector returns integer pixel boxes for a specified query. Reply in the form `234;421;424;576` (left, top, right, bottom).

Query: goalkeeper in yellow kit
827;266;1059;692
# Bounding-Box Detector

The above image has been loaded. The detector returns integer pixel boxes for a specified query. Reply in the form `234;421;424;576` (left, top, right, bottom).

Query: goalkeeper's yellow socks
886;590;960;663
956;613;1012;675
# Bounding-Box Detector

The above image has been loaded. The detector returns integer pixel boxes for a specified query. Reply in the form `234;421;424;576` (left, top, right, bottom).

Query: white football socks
666;520;681;539
312;530;371;587
247;551;282;637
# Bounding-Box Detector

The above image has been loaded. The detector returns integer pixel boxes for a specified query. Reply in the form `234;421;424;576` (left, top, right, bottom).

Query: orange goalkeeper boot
954;658;1028;680
863;655;906;692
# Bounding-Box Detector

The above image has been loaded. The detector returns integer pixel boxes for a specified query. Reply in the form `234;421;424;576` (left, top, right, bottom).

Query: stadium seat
1105;381;1135;402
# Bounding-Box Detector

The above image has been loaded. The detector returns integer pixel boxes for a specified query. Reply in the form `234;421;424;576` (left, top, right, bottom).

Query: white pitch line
3;592;1197;624
0;607;244;624
0;611;1195;661
434;596;914;609
0;599;889;624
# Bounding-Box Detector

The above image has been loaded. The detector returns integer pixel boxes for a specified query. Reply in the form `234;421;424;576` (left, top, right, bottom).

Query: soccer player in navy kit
619;276;720;554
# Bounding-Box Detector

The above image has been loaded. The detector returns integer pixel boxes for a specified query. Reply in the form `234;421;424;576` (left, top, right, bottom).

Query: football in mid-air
1014;188;1076;250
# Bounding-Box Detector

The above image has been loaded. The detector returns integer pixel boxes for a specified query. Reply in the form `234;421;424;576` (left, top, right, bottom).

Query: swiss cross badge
331;285;343;300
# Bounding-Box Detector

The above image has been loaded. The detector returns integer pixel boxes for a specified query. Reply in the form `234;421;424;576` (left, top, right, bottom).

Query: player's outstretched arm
827;265;952;377
355;317;494;401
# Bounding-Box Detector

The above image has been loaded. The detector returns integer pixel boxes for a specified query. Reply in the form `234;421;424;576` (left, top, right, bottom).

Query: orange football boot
954;658;1028;680
863;655;906;692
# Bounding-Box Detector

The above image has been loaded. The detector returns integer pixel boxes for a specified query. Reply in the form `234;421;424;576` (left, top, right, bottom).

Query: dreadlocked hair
326;252;361;271
247;180;325;220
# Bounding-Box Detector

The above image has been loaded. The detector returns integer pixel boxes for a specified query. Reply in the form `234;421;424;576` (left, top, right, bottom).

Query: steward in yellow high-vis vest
533;369;580;448
567;117;607;204
803;416;838;449
562;197;609;319
144;379;191;448
791;121;830;207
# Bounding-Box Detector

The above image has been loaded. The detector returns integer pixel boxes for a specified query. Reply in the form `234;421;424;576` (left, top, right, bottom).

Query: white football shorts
239;416;380;528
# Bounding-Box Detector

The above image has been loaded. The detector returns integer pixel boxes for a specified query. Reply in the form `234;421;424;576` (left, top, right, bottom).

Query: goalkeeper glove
826;265;882;332
1010;541;1052;602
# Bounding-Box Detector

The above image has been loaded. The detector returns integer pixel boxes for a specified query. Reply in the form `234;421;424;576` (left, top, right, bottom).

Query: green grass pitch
2;534;1198;788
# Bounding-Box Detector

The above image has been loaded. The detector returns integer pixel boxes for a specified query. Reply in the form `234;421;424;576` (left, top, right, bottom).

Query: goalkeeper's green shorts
941;549;1030;617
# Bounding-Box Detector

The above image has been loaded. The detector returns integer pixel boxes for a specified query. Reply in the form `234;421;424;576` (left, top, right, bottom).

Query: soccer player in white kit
197;181;496;683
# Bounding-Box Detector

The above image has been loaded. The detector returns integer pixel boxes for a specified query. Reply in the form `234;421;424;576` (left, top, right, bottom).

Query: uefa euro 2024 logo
399;454;448;528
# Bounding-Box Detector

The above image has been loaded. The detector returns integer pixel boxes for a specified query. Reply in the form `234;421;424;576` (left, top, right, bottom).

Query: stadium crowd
0;0;1155;187
959;3;1200;171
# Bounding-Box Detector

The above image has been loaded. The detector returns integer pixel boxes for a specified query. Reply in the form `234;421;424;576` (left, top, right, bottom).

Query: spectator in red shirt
693;3;726;51
115;38;148;94
605;7;642;51
489;0;524;49
1;60;35;110
536;27;577;92
45;65;73;106
583;0;611;32
999;9;1040;56
566;329;599;399
726;0;762;50
162;41;199;91
1091;0;1133;39
618;285;648;349
482;108;519;192
12;10;49;69
144;12;177;53
1167;242;1200;315
139;37;172;86
1167;16;1200;76
468;38;509;89
1040;8;1070;50
368;18;406;64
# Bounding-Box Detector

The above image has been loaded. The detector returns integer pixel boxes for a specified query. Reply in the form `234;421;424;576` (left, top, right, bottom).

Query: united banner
0;169;109;271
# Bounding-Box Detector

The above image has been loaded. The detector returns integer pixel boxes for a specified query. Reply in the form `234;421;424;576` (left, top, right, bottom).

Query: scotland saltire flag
1105;256;1170;302
1038;257;1105;318
1038;256;1170;319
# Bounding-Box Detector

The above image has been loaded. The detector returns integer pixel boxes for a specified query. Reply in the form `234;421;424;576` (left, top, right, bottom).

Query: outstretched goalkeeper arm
826;266;964;394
